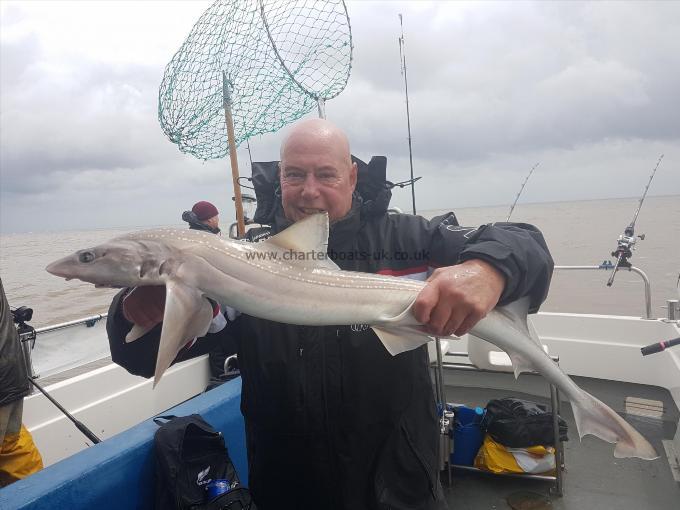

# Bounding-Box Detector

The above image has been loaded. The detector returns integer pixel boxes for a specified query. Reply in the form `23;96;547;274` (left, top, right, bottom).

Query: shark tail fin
571;389;658;460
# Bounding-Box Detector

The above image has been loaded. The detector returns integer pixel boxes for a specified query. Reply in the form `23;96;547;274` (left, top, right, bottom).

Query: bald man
108;118;554;510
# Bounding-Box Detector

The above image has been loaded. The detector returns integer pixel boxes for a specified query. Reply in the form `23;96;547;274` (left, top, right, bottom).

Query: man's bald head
280;118;352;165
278;118;357;223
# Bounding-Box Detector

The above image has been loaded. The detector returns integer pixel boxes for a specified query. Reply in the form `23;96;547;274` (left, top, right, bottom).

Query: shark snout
46;256;77;279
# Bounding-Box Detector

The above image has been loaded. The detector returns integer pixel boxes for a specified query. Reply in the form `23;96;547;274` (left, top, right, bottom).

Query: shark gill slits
159;260;170;275
139;259;157;278
78;251;95;263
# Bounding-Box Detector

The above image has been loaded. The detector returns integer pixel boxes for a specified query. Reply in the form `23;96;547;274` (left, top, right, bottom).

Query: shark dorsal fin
266;212;329;252
262;212;339;270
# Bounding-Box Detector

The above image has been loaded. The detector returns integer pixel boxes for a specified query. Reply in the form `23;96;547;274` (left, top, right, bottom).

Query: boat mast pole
223;72;246;238
398;14;417;215
506;162;540;221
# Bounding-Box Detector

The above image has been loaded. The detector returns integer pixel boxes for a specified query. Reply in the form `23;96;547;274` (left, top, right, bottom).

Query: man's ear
349;162;358;191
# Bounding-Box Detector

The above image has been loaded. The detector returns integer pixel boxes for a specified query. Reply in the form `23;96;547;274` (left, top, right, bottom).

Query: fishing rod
641;337;680;356
506;162;540;221
11;306;102;444
606;154;664;287
29;378;102;444
398;13;417;215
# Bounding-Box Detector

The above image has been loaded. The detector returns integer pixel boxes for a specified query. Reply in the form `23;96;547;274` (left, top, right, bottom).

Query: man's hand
413;259;506;337
122;286;166;328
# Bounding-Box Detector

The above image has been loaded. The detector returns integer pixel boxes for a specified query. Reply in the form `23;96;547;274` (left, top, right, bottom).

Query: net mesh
158;0;353;160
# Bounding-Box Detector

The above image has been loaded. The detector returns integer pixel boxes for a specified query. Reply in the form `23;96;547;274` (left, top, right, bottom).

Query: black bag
481;398;568;448
153;414;255;510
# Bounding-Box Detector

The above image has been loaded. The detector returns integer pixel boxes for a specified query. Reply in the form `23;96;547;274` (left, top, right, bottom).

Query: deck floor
33;357;680;509
438;368;679;510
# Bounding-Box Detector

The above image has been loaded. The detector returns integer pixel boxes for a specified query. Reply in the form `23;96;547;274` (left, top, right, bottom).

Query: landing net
158;0;353;160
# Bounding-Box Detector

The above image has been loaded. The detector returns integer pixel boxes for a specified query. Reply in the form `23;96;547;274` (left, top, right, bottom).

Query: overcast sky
1;0;678;234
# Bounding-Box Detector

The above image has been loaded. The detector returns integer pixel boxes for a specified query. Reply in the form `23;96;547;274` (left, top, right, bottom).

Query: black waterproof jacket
0;279;30;407
108;198;553;510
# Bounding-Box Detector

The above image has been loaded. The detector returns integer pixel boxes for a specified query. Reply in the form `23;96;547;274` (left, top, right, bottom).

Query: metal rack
431;347;566;497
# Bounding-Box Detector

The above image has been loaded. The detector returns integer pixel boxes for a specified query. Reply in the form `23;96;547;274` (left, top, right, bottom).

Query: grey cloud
1;35;173;193
334;1;680;164
1;1;679;235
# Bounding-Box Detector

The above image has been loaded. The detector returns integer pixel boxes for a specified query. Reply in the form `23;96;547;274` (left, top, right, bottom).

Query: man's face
204;215;219;229
280;137;357;223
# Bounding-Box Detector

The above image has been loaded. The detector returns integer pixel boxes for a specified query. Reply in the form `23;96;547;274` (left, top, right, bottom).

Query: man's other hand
122;286;166;328
413;259;505;337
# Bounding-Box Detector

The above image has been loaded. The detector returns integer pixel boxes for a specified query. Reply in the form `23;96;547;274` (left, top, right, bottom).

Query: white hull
25;308;680;468
22;319;211;466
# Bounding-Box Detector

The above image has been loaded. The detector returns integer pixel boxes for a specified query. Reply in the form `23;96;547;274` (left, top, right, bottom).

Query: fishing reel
11;306;35;336
11;306;37;378
606;224;645;287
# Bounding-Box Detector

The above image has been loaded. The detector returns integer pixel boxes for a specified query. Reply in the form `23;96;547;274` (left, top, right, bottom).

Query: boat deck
439;368;679;509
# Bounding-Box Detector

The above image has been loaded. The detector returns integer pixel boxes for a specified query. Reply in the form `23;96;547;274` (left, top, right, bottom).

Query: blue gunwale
1;378;246;510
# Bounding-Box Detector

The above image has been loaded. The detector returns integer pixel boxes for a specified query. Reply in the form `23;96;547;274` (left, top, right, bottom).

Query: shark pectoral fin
372;327;432;356
262;213;340;271
125;323;155;343
153;281;213;388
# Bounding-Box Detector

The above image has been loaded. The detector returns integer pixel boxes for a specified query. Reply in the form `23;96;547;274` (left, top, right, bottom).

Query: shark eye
78;251;96;263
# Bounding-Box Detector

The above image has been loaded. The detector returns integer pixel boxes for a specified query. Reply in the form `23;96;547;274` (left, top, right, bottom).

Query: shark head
46;238;170;288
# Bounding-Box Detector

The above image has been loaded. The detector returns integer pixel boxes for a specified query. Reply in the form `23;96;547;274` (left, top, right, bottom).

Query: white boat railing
554;264;652;319
34;313;108;334
26;314;111;380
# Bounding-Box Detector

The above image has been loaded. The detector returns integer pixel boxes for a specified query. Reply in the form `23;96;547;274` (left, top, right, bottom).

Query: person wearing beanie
179;200;235;384
181;200;221;234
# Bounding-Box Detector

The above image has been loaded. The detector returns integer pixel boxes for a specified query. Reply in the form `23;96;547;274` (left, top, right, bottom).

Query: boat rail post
666;299;679;321
18;325;38;380
549;382;564;497
433;336;452;486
